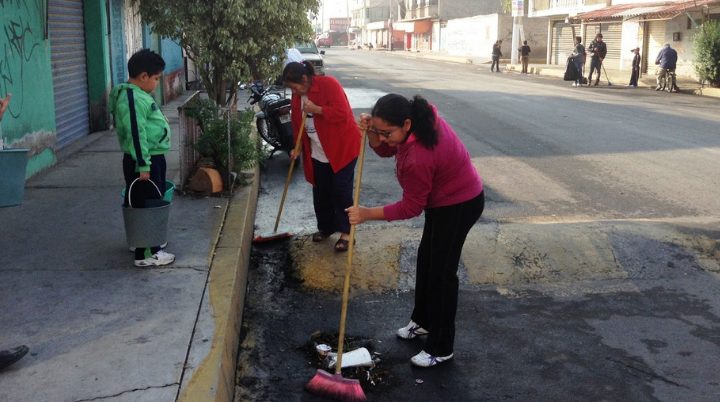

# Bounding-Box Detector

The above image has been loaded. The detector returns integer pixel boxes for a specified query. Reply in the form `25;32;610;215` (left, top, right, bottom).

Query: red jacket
290;76;361;186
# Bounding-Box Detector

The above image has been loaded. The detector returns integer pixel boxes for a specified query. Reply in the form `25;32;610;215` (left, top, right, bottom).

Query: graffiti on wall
1;0;57;171
0;0;46;119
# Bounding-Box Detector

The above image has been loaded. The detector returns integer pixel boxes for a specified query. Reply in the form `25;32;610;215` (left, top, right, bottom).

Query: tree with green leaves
693;20;720;88
134;0;320;106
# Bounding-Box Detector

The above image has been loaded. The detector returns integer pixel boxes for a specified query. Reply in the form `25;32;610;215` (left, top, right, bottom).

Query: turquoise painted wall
84;0;113;132
1;0;58;176
109;0;129;86
161;37;184;72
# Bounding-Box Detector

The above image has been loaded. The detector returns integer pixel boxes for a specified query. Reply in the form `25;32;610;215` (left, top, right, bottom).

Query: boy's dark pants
311;157;357;236
123;153;167;260
629;69;639;86
412;191;485;357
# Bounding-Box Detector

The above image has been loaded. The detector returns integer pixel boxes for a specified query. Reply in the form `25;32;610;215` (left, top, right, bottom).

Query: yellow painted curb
177;166;260;402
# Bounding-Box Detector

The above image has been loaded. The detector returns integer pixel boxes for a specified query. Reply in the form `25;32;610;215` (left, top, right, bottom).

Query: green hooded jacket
109;83;171;172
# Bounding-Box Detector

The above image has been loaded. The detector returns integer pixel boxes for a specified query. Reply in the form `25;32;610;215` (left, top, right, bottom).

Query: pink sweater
371;105;483;221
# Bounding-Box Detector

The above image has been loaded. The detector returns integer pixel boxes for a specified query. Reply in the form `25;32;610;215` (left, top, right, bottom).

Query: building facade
530;0;720;79
350;0;549;59
1;0;184;178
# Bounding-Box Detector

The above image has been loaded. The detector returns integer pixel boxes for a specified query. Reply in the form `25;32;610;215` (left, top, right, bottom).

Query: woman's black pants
411;191;485;357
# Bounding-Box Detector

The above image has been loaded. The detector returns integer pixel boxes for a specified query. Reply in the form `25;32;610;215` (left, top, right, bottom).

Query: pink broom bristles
306;369;366;402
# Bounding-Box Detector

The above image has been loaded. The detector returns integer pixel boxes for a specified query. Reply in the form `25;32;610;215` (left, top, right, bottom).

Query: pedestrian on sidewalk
628;47;641;87
518;40;531;74
109;49;175;267
348;94;485;368
282;61;361;252
0;93;31;372
571;36;586;87
491;40;503;72
586;33;607;86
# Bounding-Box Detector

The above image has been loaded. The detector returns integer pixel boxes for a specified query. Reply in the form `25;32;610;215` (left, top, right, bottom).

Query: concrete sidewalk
0;92;258;402
386;50;720;98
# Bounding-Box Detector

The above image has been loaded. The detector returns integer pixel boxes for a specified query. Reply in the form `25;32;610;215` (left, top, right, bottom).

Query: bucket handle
126;178;163;208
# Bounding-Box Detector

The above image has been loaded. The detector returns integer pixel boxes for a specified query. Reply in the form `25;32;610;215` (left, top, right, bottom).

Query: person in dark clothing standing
491;40;503;72
571;36;586;87
518;40;531;74
628;47;641;87
586;33;607;86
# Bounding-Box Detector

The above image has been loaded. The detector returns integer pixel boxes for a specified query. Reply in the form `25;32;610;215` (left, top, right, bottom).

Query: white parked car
293;41;325;75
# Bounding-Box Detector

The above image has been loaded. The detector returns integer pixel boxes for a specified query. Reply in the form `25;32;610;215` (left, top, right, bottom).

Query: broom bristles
306;370;366;402
252;232;292;243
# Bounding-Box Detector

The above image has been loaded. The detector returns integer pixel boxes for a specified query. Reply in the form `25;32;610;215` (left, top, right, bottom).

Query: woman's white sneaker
410;350;453;367
135;250;175;267
396;320;429;339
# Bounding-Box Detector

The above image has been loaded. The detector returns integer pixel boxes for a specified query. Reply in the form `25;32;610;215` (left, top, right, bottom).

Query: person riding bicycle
655;43;678;92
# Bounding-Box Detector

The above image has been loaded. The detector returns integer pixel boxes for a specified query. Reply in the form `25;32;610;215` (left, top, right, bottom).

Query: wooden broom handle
274;113;307;233
336;128;367;373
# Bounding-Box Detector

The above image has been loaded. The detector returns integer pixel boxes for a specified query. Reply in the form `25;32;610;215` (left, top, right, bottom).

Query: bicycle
657;68;679;93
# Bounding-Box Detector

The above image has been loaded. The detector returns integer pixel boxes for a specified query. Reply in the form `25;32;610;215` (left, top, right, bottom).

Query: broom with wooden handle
252;112;307;243
305;129;368;402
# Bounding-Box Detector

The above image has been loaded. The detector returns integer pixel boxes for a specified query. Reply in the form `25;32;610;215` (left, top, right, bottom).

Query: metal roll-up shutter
49;0;90;150
552;22;579;65
598;23;622;70
644;21;666;73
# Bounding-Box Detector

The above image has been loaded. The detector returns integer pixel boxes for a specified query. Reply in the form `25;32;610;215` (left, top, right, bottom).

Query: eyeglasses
369;126;397;139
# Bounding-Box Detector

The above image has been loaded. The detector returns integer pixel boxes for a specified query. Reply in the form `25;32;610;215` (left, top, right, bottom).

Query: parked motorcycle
248;82;295;157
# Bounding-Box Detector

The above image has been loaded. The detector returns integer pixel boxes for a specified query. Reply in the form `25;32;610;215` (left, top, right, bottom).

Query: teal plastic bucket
0;149;29;208
122;180;175;202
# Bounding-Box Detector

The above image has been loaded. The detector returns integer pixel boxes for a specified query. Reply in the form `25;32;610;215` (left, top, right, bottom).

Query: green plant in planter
185;98;266;188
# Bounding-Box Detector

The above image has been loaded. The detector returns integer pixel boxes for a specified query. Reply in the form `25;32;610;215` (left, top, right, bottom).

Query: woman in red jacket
282;62;361;251
348;94;484;367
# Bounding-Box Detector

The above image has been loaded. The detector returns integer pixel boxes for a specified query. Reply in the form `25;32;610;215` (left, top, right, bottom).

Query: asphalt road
238;48;720;402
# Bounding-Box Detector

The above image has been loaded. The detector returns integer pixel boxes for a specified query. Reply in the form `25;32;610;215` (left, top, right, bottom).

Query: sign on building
329;18;350;32
512;0;524;17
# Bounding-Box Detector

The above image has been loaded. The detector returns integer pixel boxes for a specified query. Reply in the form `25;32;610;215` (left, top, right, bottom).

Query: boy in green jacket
109;49;175;267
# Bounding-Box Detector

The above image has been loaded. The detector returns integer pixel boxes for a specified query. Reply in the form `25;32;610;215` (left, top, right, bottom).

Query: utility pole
346;0;350;46
389;1;393;51
510;0;525;65
321;0;325;33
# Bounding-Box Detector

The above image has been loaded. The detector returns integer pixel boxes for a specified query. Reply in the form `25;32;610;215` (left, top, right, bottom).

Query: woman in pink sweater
348;94;484;368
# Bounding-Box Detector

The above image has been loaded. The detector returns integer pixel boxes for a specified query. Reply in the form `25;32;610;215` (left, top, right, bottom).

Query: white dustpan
327;347;374;369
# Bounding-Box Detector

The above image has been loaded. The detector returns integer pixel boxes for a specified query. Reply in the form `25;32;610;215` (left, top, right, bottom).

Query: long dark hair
371;94;437;149
282;61;316;85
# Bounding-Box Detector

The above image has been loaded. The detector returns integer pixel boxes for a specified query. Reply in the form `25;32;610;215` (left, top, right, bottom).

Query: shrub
693;20;720;87
185;98;266;188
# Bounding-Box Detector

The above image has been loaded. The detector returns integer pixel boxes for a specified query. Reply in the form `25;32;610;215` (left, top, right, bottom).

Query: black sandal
312;231;332;242
334;238;356;252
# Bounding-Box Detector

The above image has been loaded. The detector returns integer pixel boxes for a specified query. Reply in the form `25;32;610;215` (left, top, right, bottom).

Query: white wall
444;14;500;58
664;13;701;78
620;21;642;70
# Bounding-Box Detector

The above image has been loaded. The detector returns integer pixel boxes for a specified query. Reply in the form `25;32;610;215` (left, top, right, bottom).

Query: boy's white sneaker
396;320;429;339
410;350;454;367
135;250;175;267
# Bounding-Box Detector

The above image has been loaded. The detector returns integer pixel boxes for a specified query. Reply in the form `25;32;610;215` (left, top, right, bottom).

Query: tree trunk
212;67;227;107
